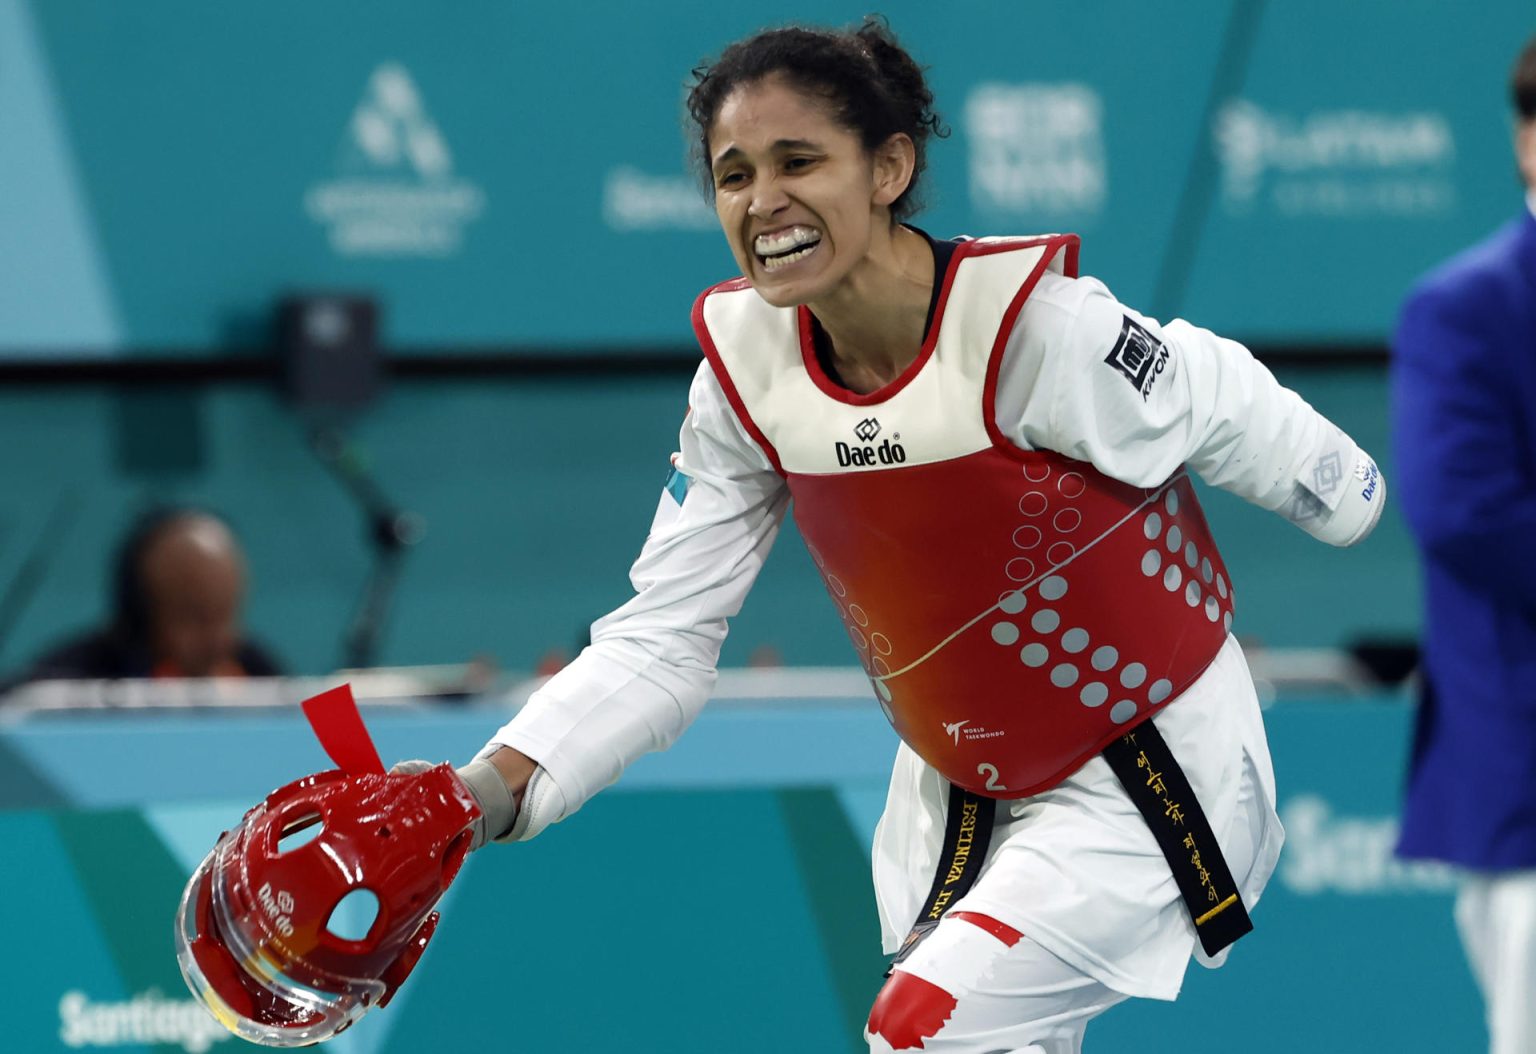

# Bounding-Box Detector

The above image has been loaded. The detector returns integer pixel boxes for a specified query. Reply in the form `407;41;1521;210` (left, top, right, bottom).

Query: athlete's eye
784;156;816;172
716;170;747;189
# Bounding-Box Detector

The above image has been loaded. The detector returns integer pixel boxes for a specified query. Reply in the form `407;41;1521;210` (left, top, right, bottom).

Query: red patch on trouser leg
949;912;1023;947
867;971;958;1050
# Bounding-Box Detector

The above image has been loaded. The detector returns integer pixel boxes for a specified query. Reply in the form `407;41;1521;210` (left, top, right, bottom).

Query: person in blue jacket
1393;33;1536;1054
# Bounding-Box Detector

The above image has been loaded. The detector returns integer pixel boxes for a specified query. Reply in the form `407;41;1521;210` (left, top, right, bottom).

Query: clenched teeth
762;244;818;271
754;226;822;256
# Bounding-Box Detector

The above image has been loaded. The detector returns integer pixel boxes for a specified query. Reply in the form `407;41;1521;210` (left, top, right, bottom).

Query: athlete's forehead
706;77;853;169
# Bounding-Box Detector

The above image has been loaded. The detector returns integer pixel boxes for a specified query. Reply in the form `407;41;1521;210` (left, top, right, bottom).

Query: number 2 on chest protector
977;763;1006;792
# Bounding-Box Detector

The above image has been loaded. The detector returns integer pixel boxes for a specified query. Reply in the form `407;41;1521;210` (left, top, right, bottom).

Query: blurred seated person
19;507;282;681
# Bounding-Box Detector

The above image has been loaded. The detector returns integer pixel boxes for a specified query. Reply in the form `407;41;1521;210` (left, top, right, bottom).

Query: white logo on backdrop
1214;100;1455;217
965;83;1106;216
603;167;717;231
305;62;485;257
58;990;230;1053
1278;794;1457;896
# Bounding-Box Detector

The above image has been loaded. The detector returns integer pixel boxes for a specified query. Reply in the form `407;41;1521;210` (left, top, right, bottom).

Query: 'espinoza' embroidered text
926;799;981;919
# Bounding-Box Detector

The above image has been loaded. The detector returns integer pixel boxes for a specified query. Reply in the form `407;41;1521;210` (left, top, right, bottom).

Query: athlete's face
707;76;910;307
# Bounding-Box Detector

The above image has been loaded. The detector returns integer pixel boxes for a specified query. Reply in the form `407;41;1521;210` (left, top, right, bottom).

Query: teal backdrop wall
2;0;1532;355
0;6;1509;1047
0;0;1520;670
0;366;1411;678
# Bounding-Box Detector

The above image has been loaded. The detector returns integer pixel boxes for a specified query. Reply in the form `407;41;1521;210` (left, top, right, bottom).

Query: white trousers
1456;870;1536;1054
865;912;1126;1054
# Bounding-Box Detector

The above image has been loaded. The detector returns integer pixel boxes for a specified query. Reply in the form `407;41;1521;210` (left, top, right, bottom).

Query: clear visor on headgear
175;828;386;1047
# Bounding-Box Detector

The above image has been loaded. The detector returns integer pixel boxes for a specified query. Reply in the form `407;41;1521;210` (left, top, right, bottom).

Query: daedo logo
1356;457;1380;502
257;881;296;938
1311;451;1344;499
836;418;907;467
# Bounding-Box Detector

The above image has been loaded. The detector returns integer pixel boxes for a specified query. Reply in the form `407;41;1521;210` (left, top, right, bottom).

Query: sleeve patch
1103;316;1170;400
663;462;691;506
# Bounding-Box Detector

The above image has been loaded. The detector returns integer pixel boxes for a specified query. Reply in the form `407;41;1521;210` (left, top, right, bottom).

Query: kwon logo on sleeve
1103;316;1170;400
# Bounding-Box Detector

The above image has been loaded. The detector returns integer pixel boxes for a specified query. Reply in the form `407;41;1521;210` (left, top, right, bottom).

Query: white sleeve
478;361;788;837
996;272;1384;546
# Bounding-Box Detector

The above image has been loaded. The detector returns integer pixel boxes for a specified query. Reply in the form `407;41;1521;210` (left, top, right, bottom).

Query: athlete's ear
871;133;916;209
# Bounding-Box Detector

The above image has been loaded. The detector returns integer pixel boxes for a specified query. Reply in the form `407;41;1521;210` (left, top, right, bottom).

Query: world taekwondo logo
942;718;1005;746
304;62;485;257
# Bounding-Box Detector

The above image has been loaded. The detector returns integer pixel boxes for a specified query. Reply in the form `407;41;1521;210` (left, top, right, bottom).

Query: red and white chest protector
693;236;1234;798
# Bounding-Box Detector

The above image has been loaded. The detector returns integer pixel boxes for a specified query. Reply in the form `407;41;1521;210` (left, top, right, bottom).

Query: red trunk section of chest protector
792;460;1234;798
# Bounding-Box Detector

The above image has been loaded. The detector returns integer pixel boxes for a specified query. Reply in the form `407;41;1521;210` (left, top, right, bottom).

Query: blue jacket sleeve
1391;278;1536;610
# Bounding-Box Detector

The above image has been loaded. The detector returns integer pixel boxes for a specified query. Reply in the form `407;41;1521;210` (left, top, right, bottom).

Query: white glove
390;759;518;850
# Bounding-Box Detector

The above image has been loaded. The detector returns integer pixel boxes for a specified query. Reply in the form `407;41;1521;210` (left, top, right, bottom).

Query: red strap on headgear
300;684;385;776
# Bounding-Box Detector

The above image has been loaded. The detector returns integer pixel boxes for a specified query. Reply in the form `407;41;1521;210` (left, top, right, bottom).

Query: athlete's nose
747;176;790;221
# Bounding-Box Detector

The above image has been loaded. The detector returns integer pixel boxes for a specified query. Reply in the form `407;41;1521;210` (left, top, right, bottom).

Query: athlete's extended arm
472;362;789;840
998;273;1384;547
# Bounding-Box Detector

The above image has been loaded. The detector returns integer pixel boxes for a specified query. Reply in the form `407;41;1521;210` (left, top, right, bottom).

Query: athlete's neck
808;224;934;395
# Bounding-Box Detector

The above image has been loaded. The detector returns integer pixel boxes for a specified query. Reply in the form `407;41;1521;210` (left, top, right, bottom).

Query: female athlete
460;18;1383;1053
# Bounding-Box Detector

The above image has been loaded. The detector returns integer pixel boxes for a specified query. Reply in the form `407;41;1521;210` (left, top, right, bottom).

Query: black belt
1101;718;1252;957
888;783;995;971
891;718;1251;968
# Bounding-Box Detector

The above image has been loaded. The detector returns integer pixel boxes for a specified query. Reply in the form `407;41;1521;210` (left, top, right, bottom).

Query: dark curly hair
685;16;946;221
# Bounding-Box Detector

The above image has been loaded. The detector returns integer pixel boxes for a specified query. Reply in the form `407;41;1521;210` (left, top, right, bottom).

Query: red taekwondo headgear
174;685;481;1047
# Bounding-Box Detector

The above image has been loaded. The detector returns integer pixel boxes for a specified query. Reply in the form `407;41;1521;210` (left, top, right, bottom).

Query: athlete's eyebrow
711;139;824;170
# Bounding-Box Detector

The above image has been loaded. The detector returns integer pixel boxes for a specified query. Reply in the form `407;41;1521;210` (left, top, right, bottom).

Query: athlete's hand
390;757;519;850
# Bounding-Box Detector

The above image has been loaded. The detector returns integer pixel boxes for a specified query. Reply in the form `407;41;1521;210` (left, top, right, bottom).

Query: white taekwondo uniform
480;236;1383;1043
